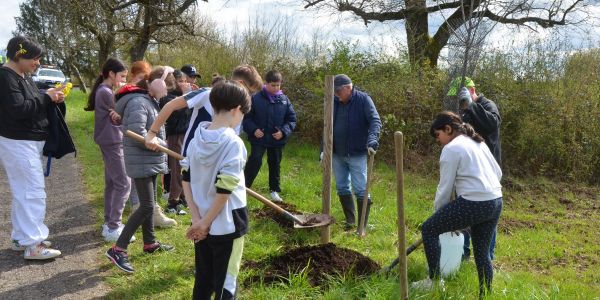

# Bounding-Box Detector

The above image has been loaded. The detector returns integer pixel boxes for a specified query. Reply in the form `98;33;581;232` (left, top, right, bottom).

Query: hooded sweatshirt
188;121;248;240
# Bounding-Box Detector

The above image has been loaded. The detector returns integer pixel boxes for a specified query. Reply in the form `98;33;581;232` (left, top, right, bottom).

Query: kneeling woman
415;111;502;297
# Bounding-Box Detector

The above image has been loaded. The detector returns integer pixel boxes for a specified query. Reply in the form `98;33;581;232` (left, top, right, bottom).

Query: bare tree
116;0;202;62
303;0;587;67
16;0;98;91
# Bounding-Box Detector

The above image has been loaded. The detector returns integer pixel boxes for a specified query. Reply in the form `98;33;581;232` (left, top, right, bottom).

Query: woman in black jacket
0;36;65;260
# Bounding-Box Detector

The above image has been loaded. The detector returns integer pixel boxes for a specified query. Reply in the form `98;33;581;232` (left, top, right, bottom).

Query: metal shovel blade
292;213;334;229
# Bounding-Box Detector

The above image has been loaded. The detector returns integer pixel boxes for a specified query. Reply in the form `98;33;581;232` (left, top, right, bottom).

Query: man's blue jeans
332;153;368;200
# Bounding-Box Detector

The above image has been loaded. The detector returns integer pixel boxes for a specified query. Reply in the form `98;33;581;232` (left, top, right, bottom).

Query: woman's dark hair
430;111;484;143
85;58;127;111
265;70;283;83
231;65;263;93
211;73;225;86
209;80;251;114
6;36;43;61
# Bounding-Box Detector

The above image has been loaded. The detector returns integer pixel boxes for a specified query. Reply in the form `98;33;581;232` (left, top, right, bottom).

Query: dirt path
0;155;109;299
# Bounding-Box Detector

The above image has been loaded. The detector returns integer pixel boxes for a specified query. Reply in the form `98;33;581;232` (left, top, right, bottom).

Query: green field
66;90;600;299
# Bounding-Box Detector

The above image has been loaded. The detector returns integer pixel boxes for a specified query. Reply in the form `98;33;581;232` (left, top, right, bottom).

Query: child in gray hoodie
105;66;175;273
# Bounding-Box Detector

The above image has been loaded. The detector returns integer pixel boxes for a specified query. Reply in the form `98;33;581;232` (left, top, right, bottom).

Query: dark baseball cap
334;74;352;88
181;64;200;78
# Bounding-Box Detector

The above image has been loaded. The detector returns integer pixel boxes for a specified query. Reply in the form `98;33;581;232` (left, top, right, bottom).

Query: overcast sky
2;0;598;57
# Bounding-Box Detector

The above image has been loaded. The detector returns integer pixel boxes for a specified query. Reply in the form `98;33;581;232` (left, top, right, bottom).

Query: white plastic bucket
439;231;464;277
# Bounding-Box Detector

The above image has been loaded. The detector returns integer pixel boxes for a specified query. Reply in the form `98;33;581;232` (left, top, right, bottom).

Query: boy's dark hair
265;70;283;83
6;36;43;61
211;73;226;86
85;57;127;111
210;80;251;114
430;111;484;143
173;69;184;79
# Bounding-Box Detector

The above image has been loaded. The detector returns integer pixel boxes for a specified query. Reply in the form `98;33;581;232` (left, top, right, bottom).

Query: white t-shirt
434;134;502;210
182;88;241;158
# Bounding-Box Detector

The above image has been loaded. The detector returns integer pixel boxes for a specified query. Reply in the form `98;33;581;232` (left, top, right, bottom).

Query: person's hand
186;222;209;241
108;109;121;125
46;86;66;103
450;230;462;237
178;81;192;94
458;87;473;110
254;129;264;138
272;130;283;140
367;147;376;156
144;131;161;152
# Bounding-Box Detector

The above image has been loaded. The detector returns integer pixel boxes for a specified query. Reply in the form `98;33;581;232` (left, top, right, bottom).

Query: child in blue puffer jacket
242;70;297;202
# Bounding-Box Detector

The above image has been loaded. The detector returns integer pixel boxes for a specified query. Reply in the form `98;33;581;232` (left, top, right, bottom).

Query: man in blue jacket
331;74;381;230
243;70;297;202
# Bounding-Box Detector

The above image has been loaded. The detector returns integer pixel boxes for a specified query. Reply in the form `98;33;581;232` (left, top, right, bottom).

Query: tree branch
479;0;582;29
304;0;326;9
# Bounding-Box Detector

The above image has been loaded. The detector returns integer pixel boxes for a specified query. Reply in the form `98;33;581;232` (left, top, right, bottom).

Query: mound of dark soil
246;243;380;286
251;202;302;227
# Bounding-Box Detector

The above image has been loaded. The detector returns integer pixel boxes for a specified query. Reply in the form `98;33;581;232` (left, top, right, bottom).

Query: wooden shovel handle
357;153;375;236
125;129;304;225
246;189;305;225
125;130;184;160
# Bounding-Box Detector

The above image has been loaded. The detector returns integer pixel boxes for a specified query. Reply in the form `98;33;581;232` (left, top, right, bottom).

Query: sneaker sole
105;252;134;274
24;252;61;260
144;246;175;254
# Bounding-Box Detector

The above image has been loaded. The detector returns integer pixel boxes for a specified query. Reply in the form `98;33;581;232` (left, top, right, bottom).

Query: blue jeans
332;153;368;200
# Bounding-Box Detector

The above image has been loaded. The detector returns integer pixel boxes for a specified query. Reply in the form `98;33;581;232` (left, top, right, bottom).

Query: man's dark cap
181;64;199;78
334;74;352;88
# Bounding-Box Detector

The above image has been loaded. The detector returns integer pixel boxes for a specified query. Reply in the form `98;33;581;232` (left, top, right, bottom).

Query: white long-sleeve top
434;134;502;210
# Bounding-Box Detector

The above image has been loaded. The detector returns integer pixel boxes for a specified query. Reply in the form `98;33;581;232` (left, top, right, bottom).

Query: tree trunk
129;5;155;62
404;0;430;67
70;63;87;94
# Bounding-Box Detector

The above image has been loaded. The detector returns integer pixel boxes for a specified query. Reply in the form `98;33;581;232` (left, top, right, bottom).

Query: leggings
421;196;502;296
116;175;158;249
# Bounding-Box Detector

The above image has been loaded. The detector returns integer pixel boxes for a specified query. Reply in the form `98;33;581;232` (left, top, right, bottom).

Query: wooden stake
395;131;408;300
321;75;334;244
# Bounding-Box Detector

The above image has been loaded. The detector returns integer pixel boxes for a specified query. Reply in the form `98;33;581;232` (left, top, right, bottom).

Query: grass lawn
66;90;600;299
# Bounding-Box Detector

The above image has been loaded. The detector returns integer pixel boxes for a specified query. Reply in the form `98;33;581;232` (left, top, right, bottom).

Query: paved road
0;154;109;299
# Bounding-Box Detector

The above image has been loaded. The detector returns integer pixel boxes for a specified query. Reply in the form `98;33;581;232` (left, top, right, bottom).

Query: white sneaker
24;244;61;260
12;240;52;251
270;191;283;202
104;224;136;242
103;228;121;242
411;278;445;291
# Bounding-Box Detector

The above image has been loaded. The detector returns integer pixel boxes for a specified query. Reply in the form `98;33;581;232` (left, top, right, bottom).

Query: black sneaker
166;201;187;215
143;242;175;254
106;247;134;273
